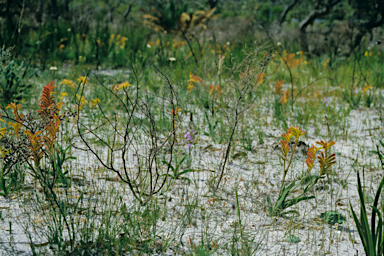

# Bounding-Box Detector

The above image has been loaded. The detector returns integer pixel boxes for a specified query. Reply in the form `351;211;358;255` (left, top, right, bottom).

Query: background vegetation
0;0;383;255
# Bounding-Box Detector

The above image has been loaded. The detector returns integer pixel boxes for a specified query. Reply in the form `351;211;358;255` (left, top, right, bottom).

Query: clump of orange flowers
1;82;68;168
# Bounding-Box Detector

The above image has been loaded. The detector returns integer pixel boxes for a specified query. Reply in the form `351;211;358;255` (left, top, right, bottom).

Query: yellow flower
77;76;88;85
364;51;373;57
256;72;265;85
76;94;88;105
282;133;293;143
287;126;306;139
60;79;76;90
187;73;203;93
305;145;319;172
187;83;194;93
89;98;101;108
316;140;335;152
112;82;131;91
109;34;115;45
58;92;68;101
323;58;330;68
362;85;373;94
280;91;289;105
0;128;6;140
281;140;289;157
119;36;127;49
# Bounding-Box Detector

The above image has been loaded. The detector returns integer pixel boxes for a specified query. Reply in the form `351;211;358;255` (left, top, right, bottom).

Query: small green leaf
286;235;301;243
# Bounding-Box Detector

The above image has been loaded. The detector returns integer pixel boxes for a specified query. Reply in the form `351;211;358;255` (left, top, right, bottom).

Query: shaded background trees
0;0;383;64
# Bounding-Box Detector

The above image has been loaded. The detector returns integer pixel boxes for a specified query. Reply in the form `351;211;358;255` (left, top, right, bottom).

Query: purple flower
184;128;195;150
323;97;329;107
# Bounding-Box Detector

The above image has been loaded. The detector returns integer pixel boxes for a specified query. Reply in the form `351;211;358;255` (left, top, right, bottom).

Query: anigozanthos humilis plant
187;73;204;93
112;81;131;91
280;90;289;106
305;144;319;173
316;140;336;180
268;127;337;217
274;80;284;96
24;130;44;167
280;126;306;191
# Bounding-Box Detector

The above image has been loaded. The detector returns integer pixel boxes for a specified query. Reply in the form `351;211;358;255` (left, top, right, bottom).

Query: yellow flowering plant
112;82;131;91
60;79;76;90
268;126;337;217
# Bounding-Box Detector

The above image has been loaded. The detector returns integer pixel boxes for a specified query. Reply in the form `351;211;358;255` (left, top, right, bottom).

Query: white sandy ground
0;105;382;255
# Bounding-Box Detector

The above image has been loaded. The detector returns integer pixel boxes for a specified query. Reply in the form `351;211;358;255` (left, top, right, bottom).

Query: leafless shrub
76;64;179;205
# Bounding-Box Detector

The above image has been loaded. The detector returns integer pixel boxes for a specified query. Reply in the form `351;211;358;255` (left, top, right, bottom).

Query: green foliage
342;87;362;110
161;154;200;183
0;46;31;106
120;200;164;254
350;172;384;256
256;3;283;24
320;211;346;225
273;99;287;128
0;163;14;198
267;181;316;217
203;111;220;143
142;0;189;32
0;163;25;198
286;234;301;243
52;144;76;188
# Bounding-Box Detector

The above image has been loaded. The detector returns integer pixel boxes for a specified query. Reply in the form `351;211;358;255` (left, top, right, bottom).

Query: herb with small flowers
184;128;195;150
159;128;199;183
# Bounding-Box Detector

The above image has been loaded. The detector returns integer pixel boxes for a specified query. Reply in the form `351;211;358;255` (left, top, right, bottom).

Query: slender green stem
280;139;298;194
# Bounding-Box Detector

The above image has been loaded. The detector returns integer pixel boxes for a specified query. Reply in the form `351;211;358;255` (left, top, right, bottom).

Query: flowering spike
256;72;265;85
282;133;293;143
274;80;283;95
43;115;61;154
280;91;289;105
280;140;289;157
0;128;6;139
38;81;59;118
288;126;306;139
25;130;44;167
77;76;88;85
112;82;131;91
316;140;335;152
305;145;319;172
318;152;336;177
6;102;21;113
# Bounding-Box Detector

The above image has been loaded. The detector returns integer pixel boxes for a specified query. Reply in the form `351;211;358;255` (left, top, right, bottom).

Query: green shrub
0;46;32;106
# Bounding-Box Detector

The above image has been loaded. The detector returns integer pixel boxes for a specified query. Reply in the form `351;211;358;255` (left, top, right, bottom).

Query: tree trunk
279;0;300;25
51;0;59;20
299;0;342;54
